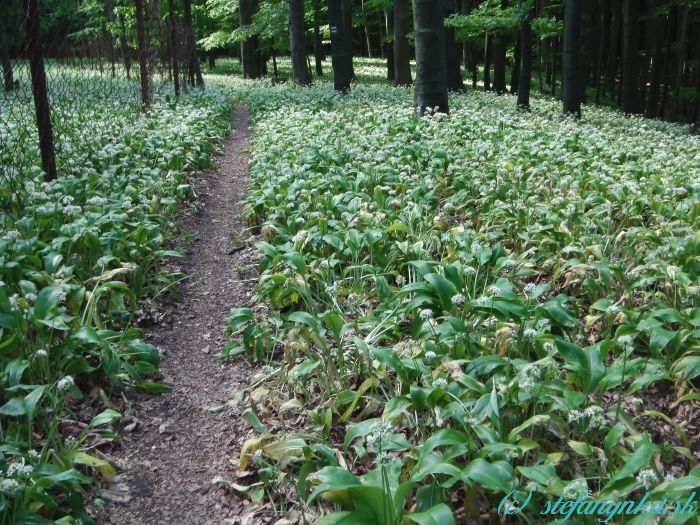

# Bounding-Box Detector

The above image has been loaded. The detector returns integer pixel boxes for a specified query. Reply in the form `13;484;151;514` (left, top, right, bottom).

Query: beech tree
562;0;581;117
413;0;448;114
329;0;352;92
289;0;311;84
394;0;412;86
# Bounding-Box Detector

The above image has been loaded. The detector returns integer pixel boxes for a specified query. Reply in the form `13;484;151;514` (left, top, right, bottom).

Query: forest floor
99;104;261;525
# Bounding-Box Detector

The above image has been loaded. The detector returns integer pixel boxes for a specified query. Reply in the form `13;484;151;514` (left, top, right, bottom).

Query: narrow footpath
103;104;259;524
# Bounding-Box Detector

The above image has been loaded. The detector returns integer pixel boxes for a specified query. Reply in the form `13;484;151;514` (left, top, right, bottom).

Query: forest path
103;104;258;525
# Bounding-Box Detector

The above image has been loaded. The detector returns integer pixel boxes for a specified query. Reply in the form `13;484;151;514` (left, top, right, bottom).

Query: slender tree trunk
562;0;582;117
493;0;508;94
595;0;610;103
119;13;131;79
510;32;520;94
394;0;412;86
517;0;533;108
378;12;385;58
105;0;117;78
167;0;180;96
361;0;372;58
645;0;664;117
443;0;464;92
413;0;448;113
135;0;151;110
313;0;324;76
290;0;311;85
24;0;56;180
182;0;203;87
239;0;260;79
341;0;354;78
328;0;352;92
461;0;470;71
385;8;395;81
670;0;689;120
605;0;622;96
0;17;14;91
622;0;640;113
551;37;557;96
483;33;491;91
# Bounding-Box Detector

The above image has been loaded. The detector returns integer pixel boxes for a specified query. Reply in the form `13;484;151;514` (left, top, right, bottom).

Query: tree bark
645;1;665;118
361;0;372;57
622;0;640;113
670;0;689;119
135;0;151;110
562;0;582;117
24;0;56;180
516;1;533;109
394;0;412;86
413;0;448;114
443;0;464;92
313;0;324;76
493;0;508;94
605;0;622;96
290;0;311;84
182;0;203;87
328;0;352;92
119;13;132;79
0;17;14;91
167;0;180;96
385;8;395;81
239;0;260;79
510;32;521;94
595;0;610;103
483;33;491;91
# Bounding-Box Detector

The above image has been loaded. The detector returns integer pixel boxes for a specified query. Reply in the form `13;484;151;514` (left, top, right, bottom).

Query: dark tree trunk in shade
443;0;464;92
595;0;610;103
605;0;622;96
328;0;352;92
0;17;14;91
119;13;132;79
493;0;508;94
671;0;689;119
290;0;311;85
483;33;491;91
362;0;372;57
622;0;640;113
645;1;665;117
182;0;204;87
167;0;180;96
378;12;385;58
413;0;448;114
510;34;521;94
23;0;56;180
385;8;395;81
658;6;677;119
135;0;151;110
394;0;412;86
239;0;260;79
517;1;533;109
313;0;324;76
562;0;582;117
341;0;354;78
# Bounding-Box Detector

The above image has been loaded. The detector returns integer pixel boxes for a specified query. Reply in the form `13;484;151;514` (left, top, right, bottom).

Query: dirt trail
103;104;259;525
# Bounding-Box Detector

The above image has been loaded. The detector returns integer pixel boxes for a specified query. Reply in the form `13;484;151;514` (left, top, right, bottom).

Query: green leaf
241;408;265;433
70;451;116;480
425;273;458;311
463;459;515;493
405;504;455;525
288;311;321;333
136;382;172;393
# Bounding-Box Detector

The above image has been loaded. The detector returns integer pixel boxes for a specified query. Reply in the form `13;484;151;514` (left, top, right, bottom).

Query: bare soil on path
102;104;260;525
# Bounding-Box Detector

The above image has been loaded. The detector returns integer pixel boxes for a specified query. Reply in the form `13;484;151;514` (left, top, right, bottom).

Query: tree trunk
385;8;395;81
645;0;664;117
362;0;372;58
443;0;464;92
290;0;311;84
413;0;448;114
493;0;508;94
394;0;412;86
119;13;132;79
135;0;151;110
167;0;180;96
24;0;56;181
239;0;259;79
341;0;354;78
328;0;352;92
605;0;621;96
182;0;203;87
562;0;582;117
105;0;117;77
622;0;640;113
0;17;14;91
313;0;324;76
517;1;533;108
483;33;491;91
670;0;689;120
595;0;610;103
510;32;521;94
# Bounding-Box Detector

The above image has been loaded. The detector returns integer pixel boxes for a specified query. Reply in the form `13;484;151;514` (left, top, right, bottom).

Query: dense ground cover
0;76;233;523
224;61;700;523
